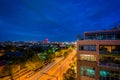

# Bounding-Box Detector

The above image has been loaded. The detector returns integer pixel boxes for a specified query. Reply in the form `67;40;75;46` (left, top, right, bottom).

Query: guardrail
99;63;120;69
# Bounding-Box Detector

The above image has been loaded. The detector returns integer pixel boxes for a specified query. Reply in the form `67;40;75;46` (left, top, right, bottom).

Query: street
38;50;76;80
9;49;76;80
25;57;64;80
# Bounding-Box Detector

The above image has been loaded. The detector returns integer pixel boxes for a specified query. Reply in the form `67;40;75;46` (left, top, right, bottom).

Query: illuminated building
45;38;49;43
77;30;120;80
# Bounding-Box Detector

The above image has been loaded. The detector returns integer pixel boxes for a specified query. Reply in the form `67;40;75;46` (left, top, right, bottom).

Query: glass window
79;45;96;51
84;45;89;50
80;54;96;61
100;70;109;77
80;66;95;78
116;34;120;39
99;70;119;80
99;45;120;54
90;45;96;51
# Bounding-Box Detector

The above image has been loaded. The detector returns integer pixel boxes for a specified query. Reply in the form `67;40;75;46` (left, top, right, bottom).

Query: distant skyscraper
45;38;49;43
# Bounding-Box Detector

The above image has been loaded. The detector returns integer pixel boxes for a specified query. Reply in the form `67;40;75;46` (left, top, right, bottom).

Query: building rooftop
84;30;120;34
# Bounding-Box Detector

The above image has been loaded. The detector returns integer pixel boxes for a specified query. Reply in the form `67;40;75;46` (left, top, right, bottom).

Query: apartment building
77;30;120;80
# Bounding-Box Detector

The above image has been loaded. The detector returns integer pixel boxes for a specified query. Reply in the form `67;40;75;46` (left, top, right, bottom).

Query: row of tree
0;45;74;79
63;62;76;80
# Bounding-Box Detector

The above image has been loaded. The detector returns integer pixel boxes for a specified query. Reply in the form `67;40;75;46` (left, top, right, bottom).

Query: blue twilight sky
0;0;120;41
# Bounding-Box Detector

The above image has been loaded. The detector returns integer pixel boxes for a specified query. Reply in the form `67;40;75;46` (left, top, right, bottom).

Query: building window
99;45;120;54
85;34;97;40
80;66;95;78
79;45;96;51
83;45;89;51
99;70;120;80
90;45;96;51
100;70;109;77
80;54;96;61
116;34;120;39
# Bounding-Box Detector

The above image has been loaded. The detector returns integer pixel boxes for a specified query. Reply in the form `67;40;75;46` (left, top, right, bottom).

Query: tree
63;68;76;80
46;52;55;62
55;52;61;57
64;51;68;58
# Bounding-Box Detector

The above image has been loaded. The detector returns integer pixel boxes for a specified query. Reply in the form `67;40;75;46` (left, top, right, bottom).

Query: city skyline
0;0;120;41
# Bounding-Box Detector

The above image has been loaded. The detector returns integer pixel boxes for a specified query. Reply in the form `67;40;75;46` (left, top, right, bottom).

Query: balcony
99;63;120;69
99;50;120;54
99;53;120;69
99;45;120;54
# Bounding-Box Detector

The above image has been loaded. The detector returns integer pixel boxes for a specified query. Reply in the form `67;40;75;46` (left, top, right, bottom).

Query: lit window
80;66;95;78
80;54;96;61
100;70;109;77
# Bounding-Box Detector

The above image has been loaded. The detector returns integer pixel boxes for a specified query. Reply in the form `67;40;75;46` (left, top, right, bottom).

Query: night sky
0;0;120;41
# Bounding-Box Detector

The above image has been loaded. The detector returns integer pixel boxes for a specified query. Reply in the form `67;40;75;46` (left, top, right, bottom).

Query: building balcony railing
99;50;120;54
99;54;120;66
99;63;120;69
